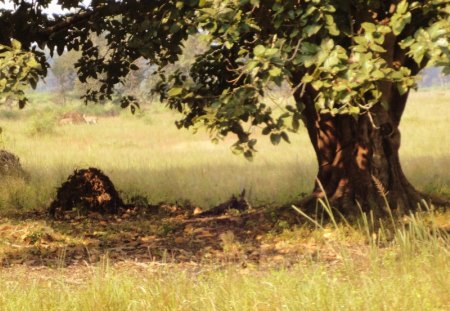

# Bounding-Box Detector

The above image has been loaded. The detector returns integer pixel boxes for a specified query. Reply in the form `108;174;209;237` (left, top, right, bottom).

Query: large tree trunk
294;87;436;217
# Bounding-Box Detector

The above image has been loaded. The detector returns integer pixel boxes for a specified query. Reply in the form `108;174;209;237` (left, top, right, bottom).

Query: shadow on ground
0;205;324;269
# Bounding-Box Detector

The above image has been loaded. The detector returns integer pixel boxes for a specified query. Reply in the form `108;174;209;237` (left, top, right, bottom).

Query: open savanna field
0;90;449;310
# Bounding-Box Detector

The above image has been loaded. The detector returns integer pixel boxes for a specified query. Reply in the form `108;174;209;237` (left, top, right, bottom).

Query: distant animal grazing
58;118;73;126
83;114;98;125
61;111;85;124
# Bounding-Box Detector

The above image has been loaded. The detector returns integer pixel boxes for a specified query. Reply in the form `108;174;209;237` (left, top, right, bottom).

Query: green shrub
27;112;57;136
0;109;21;120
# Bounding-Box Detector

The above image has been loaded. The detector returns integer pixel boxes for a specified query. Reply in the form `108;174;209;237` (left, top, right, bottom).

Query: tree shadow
0;205;314;268
2;154;448;269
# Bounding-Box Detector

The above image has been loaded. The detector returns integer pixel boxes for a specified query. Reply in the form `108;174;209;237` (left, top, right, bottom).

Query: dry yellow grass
0;90;448;212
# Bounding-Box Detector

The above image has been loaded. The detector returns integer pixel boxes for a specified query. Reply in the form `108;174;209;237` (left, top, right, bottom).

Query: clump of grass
0;109;21;120
0;176;39;212
27;111;57;136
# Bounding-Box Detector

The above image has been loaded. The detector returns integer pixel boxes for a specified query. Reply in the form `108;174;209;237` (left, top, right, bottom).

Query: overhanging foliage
1;0;450;156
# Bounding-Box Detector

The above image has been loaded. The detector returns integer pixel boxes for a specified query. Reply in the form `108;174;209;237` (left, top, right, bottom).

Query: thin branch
367;111;380;129
286;38;302;62
227;70;246;85
39;4;110;37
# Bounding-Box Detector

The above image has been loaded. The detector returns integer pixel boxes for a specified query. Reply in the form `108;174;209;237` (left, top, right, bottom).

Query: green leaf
348;106;360;115
246;60;259;71
254;45;266;57
26;58;40;69
303;24;322;37
264;48;278;57
302;74;313;83
168;87;183;97
311;80;323;90
248;139;257;149
18;98;27;108
397;83;408;95
175;1;184;9
270;133;281;145
354;36;368;46
391;12;411;35
370;44;386;53
280;131;290;143
269;67;282;77
224;41;234;49
410;42;426;64
11;39;22;50
397;0;408;15
262;127;271;135
372;70;385;79
361;22;376;33
244;150;254;161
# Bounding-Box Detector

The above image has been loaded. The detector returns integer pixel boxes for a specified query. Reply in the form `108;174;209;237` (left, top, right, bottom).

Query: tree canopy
1;0;450;155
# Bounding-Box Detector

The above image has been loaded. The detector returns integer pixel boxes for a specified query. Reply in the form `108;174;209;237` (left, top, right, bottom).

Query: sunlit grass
0;209;448;311
0;89;449;310
0;260;448;311
0;90;448;212
1;95;317;210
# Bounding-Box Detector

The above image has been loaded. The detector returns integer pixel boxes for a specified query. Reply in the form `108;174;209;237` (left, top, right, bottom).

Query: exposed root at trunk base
290;182;449;221
416;192;449;208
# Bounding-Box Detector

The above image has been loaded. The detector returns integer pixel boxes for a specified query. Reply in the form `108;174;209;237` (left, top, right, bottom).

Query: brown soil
0;204;323;268
1;198;448;269
49;168;124;218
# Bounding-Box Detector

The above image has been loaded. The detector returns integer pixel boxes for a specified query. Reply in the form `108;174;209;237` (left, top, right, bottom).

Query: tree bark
294;86;438;217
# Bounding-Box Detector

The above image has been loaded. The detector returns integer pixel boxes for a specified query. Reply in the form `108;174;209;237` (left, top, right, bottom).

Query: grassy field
0;90;449;210
0;241;448;311
0;90;449;310
0;206;448;310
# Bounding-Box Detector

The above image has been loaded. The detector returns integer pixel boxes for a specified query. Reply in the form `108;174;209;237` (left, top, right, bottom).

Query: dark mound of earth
0;149;26;177
49;167;124;218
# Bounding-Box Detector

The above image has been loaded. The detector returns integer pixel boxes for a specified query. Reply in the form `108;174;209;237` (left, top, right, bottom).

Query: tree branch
39;4;110;37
